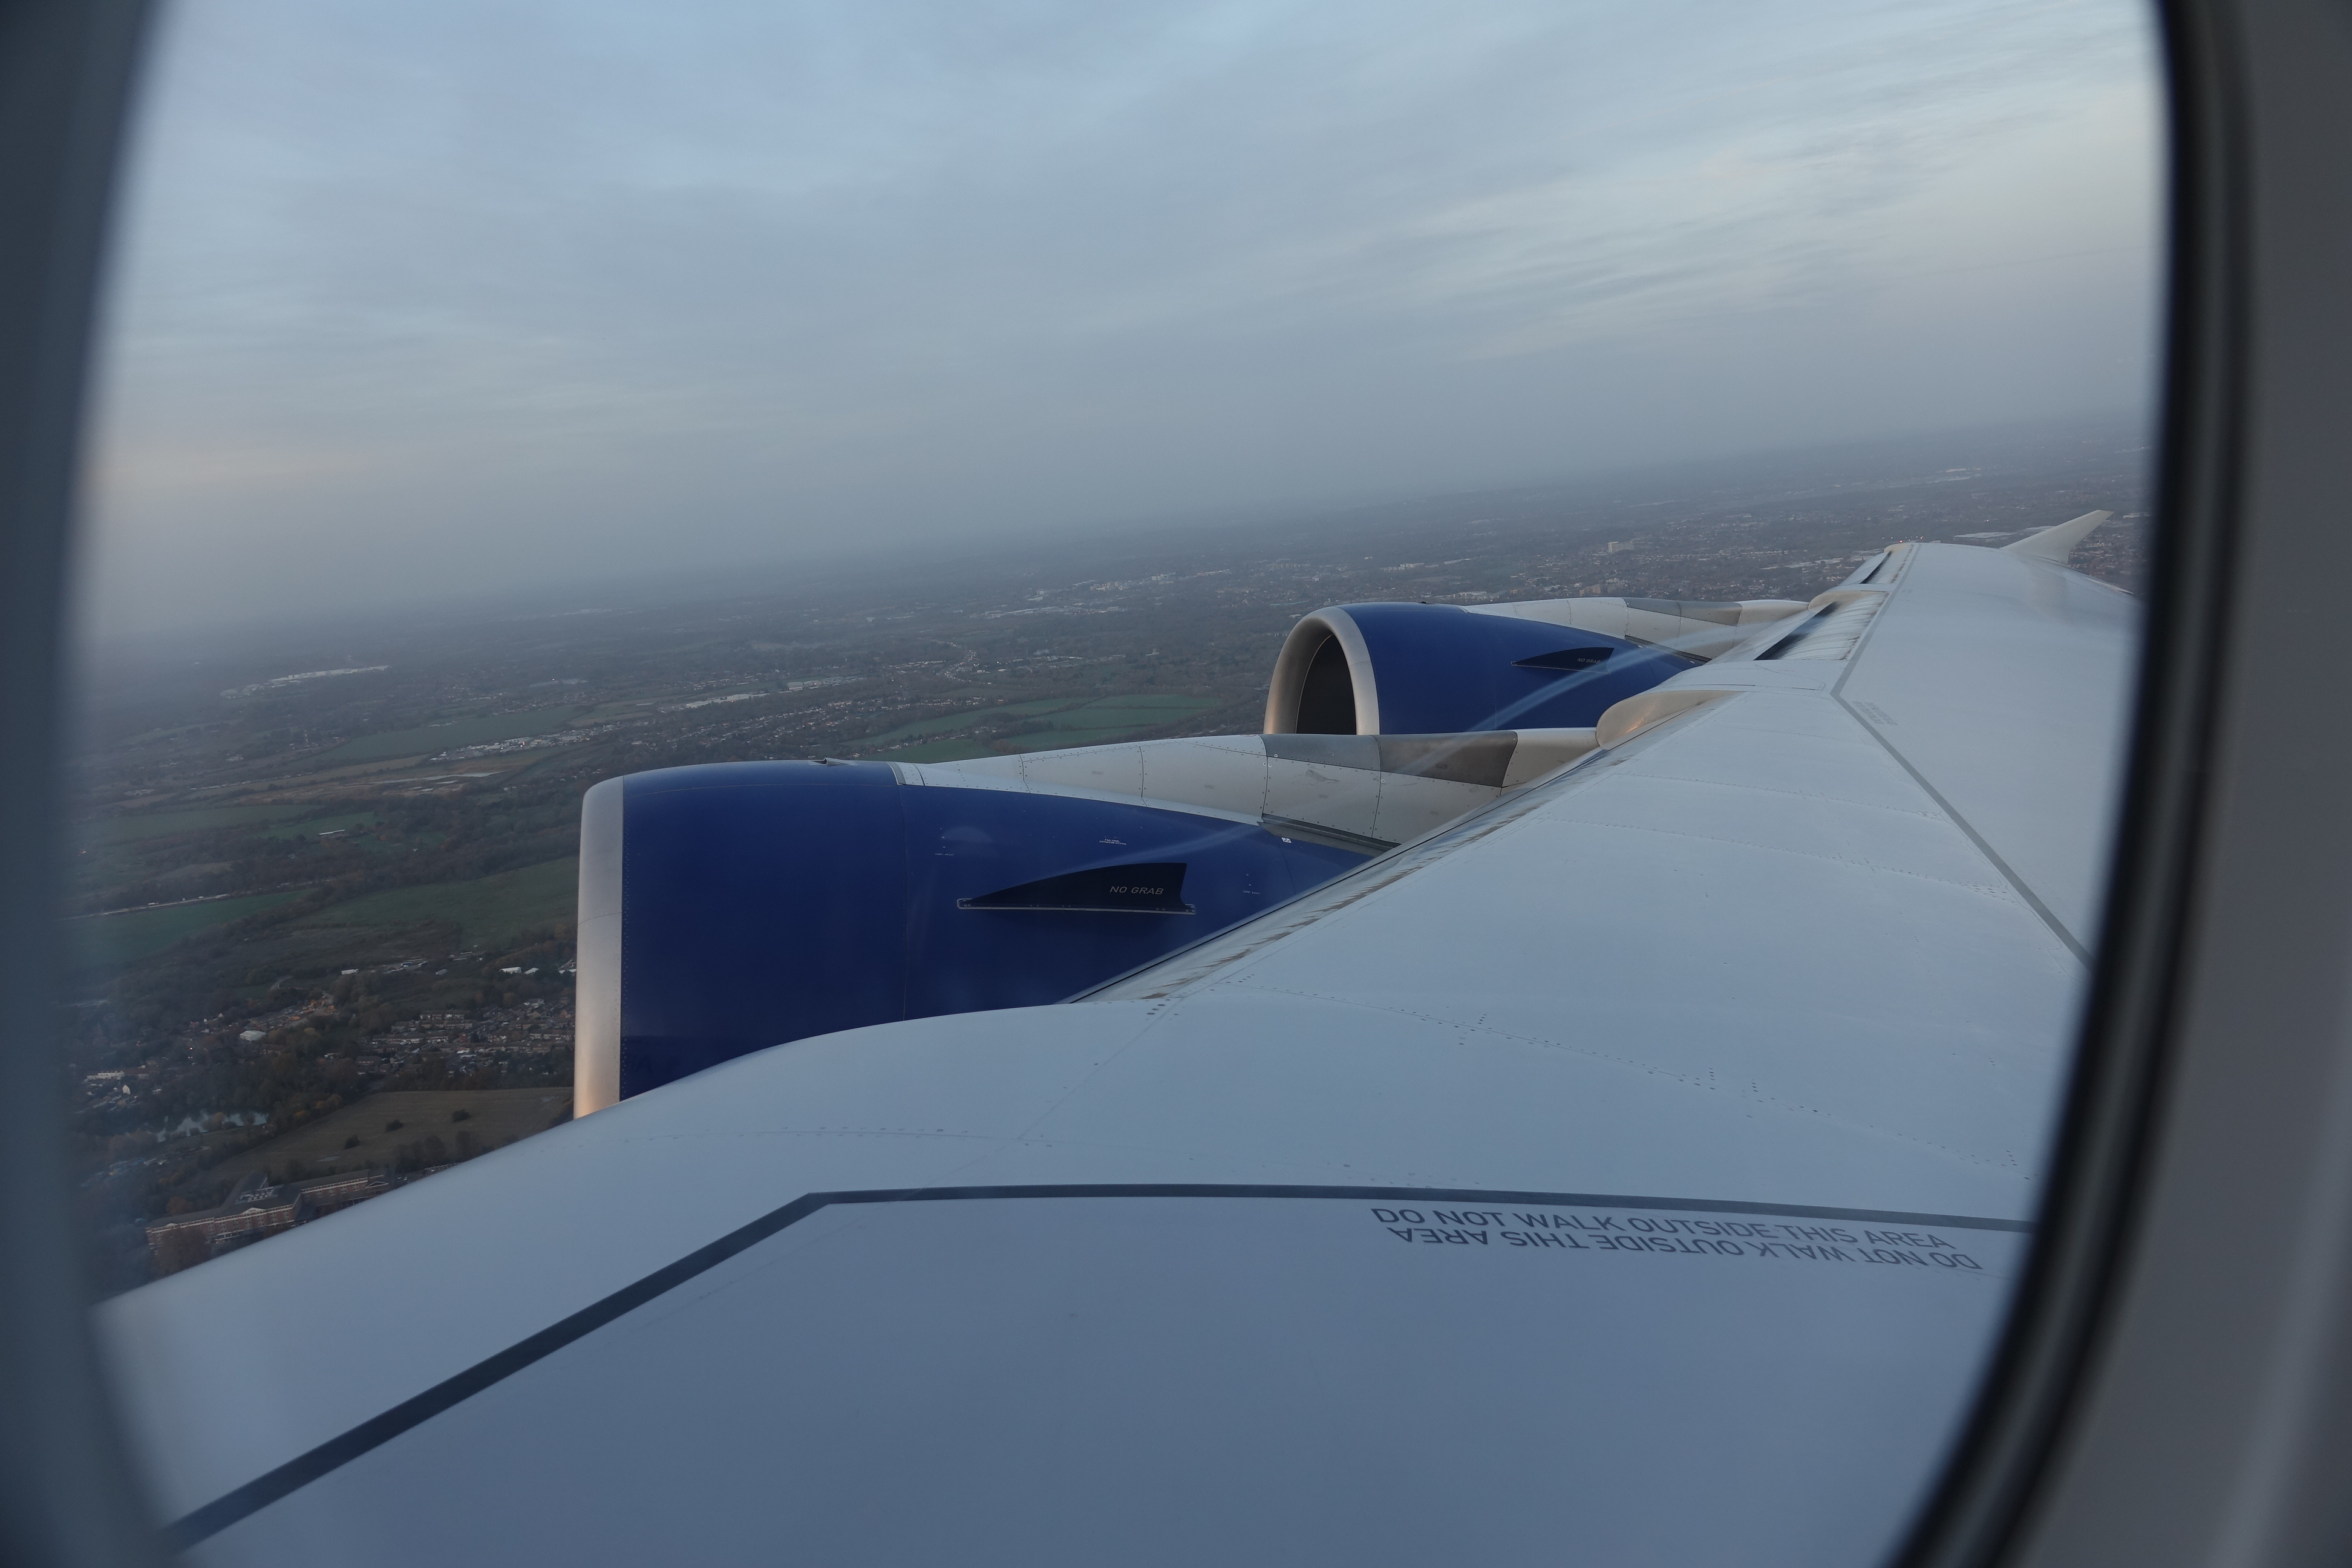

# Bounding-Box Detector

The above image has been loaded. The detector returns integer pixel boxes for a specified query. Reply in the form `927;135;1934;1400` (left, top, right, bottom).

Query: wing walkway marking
158;1181;2030;1553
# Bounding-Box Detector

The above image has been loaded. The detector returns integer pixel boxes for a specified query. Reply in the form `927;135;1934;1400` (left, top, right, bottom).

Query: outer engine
1263;596;1806;735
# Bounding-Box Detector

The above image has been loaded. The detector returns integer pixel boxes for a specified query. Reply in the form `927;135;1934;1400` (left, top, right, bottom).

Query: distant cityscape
60;416;2154;1293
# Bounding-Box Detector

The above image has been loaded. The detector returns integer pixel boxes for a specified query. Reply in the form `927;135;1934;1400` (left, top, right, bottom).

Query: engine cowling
1263;601;1704;735
574;761;1370;1109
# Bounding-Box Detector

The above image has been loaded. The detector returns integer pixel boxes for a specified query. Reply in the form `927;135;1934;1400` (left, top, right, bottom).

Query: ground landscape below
61;417;2152;1294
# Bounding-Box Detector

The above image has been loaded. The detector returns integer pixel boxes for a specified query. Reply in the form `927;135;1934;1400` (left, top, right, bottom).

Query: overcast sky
76;0;2163;640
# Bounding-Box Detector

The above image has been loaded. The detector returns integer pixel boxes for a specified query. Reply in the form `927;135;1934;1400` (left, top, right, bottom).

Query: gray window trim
5;4;2352;1565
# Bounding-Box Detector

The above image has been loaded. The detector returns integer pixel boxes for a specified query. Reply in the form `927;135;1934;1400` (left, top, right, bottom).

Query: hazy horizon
76;0;2164;641
72;408;2151;704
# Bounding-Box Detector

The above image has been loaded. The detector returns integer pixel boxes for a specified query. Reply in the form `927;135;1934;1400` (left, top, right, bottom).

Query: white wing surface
100;541;2137;1568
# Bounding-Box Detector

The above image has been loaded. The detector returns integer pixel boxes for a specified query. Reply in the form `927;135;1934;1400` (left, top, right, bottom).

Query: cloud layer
80;0;2164;638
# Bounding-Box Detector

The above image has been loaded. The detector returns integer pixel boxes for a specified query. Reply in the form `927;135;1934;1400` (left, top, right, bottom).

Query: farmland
307;707;583;766
287;857;578;949
70;891;303;972
200;1088;576;1189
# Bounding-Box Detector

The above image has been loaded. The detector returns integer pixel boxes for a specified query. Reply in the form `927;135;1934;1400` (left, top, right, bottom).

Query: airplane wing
99;532;2137;1568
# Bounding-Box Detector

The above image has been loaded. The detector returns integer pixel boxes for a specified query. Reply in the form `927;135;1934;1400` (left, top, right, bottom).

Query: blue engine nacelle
575;762;1370;1107
1263;601;1697;734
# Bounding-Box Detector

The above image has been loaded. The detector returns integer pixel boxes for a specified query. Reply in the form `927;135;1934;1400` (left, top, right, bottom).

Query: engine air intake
1265;602;1694;735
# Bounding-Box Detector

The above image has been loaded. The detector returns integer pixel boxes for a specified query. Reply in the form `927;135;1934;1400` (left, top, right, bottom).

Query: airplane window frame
1890;0;2245;1557
3;2;2350;1566
0;4;163;1565
1903;2;2352;1562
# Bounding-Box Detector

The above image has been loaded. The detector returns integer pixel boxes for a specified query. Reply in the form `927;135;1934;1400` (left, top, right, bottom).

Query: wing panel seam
1831;692;2092;962
159;1182;2028;1550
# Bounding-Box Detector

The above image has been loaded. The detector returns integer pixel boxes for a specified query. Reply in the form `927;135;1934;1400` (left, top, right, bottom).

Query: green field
207;1088;575;1187
851;699;1076;750
871;737;1001;763
850;709;1003;748
1008;695;1224;751
995;726;1152;753
1063;694;1224;710
78;803;313;846
261;811;383;840
292;857;578;946
856;694;1216;753
309;709;579;766
1042;702;1220;730
70;890;302;971
866;694;1223;761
